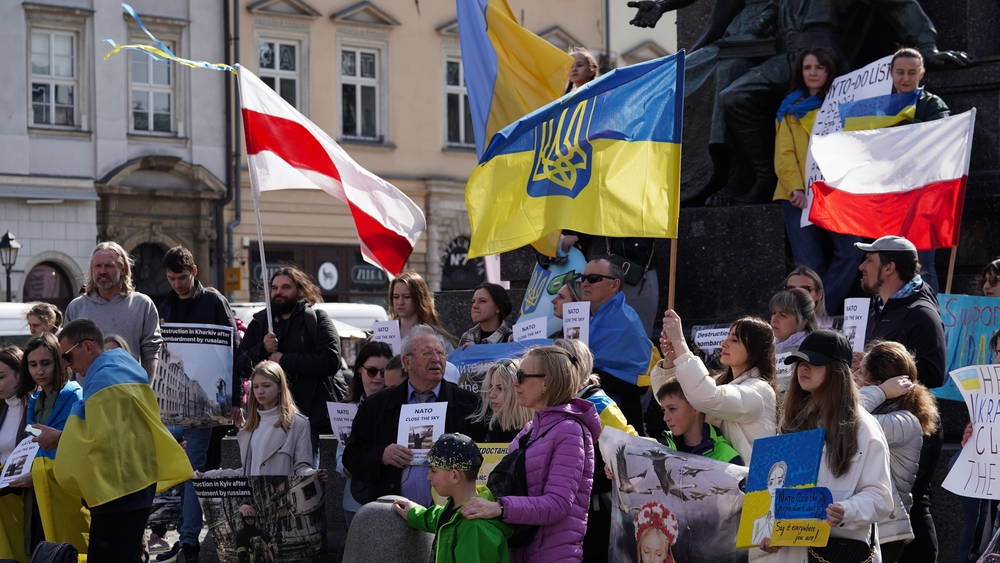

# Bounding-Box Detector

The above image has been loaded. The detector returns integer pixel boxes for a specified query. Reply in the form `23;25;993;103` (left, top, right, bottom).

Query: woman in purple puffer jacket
463;346;602;562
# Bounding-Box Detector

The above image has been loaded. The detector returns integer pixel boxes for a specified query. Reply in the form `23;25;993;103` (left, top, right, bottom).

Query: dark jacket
909;90;950;124
866;282;946;388
342;380;485;499
236;300;341;432
160;279;240;402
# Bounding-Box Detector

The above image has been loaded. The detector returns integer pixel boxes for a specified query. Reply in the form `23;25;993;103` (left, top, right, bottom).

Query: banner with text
933;294;1000;401
157;323;235;427
943;364;1000;499
449;339;550;395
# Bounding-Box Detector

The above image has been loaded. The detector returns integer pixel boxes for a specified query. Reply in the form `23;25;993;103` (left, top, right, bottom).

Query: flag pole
667;238;678;310
251;190;274;335
945;244;958;294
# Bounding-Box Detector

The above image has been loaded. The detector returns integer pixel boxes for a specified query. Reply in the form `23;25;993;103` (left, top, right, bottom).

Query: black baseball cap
427;433;482;472
783;330;853;366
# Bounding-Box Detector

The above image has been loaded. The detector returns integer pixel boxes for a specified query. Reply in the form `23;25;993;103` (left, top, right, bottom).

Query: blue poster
447;339;552;395
517;247;587;338
933;294;1000;401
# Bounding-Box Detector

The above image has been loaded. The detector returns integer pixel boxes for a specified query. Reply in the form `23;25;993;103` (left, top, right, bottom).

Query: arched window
23;262;73;311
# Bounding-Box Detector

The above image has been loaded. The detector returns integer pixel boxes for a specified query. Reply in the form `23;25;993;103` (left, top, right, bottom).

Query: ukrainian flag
466;52;685;258
838;89;919;131
54;349;192;508
456;0;573;160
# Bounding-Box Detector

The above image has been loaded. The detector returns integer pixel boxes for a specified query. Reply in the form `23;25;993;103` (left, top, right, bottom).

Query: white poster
372;320;401;355
943;364;1000;499
802;55;894;227
158;323;235;428
841;298;870;353
562;302;590;346
775;347;798;394
512;317;547;342
0;437;39;488
398;402;447;464
326;402;358;446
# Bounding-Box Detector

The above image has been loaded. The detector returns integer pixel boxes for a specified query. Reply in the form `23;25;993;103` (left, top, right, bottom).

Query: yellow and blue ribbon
103;3;235;73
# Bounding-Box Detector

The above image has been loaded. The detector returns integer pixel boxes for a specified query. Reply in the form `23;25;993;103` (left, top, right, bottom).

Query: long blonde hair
469;359;533;433
244;360;299;432
84;242;134;296
388;272;457;346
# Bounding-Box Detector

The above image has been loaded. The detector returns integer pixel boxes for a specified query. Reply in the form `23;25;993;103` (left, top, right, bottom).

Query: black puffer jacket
866;282;946;388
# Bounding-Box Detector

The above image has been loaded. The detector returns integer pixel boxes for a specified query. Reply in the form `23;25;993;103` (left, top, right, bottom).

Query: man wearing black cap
856;235;946;563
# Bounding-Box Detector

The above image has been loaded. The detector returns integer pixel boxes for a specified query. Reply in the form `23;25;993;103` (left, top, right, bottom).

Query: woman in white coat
760;331;893;563
655;311;777;464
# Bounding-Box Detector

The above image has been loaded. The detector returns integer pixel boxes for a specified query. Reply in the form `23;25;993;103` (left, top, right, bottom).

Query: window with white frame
131;48;173;133
258;40;299;108
445;58;474;147
30;30;76;127
340;47;379;140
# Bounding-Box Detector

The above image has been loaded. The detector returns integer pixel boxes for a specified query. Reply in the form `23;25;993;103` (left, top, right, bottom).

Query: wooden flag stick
945;244;959;294
667;238;678;311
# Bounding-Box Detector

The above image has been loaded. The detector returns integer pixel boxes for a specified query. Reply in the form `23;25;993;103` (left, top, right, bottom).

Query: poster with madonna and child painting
600;428;749;563
193;474;327;563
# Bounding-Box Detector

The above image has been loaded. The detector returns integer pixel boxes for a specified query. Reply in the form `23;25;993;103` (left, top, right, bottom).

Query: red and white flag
808;109;975;250
237;65;425;275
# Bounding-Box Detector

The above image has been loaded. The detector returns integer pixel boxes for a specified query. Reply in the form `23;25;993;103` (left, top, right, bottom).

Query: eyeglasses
61;339;92;363
577;273;616;284
411;350;447;360
363;366;386;378
516;370;546;384
985;276;1000;287
784;285;814;292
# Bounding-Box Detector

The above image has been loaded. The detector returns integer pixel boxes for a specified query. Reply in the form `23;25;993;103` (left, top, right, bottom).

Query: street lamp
0;231;21;302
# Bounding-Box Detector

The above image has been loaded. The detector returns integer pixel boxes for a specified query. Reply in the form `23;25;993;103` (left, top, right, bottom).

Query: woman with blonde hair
855;340;937;563
388;271;457;347
26;302;62;336
463;346;601;562
469;359;533;444
566;47;599;93
784;266;828;317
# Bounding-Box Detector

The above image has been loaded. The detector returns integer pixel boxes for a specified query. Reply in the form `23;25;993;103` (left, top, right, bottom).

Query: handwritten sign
943;364;1000;498
933;294;1000;401
397;402;447;464
512;317;547;342
326;402;358;447
372;320;401;355
775;487;833;520
841;298;870;353
562;302;590;346
0;437;40;488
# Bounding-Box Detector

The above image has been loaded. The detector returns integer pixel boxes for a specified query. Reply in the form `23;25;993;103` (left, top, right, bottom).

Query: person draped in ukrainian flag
40;318;192;562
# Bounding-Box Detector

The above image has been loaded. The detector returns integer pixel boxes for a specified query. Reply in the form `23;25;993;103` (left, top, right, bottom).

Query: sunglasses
985;276;1000;287
363;366;386;378
61;339;92;363
516;370;546;384
577;273;616;284
784;284;814;292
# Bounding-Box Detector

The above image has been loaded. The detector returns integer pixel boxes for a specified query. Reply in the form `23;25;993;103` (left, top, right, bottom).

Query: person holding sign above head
758;330;893;562
0;346;31;563
389;271;458;349
655;312;777;464
344;325;484;509
459;283;514;348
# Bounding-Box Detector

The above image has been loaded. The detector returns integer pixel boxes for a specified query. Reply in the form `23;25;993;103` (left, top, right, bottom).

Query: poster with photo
157;323;235;428
194;474;327;563
326;402;358;447
398;402;447;464
562;302;590;347
600;428;748;563
0;437;38;487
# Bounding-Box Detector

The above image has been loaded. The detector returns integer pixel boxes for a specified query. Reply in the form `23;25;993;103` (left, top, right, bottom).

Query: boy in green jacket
393;433;512;563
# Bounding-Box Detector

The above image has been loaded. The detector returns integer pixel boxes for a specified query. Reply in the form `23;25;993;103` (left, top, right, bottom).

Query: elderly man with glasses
343;325;486;508
579;257;653;435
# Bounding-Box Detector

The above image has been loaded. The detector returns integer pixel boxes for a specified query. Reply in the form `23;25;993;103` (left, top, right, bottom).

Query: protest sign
194;474;327;563
157;323;235;427
512;317;547;342
692;324;729;370
398;402;447;464
802;55;893;227
933;294;1000;401
738;428;826;549
600;428;747;562
562;302;590;346
449;339;549;394
775;345;799;394
769;487;833;546
942;364;1000;498
517;247;587;337
326;402;358;447
841;298;869;352
476;443;509;487
0;437;39;488
372;320;401;354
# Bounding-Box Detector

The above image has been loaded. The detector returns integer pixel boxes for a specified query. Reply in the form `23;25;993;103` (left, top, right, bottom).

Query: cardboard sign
157;323;235;428
769;487;833;546
841;298;870;352
512;317;547;342
562;302;590;346
326;402;358;447
372;320;401;355
0;437;39;487
398;402;447;464
933;294;1000;401
943;364;1000;498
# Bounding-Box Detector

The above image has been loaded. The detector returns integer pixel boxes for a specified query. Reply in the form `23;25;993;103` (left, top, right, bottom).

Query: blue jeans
177;427;212;548
918;249;939;294
782;201;861;315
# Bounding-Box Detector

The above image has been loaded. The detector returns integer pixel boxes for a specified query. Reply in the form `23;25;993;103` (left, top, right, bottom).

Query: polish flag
808;109;975;250
237;65;425;275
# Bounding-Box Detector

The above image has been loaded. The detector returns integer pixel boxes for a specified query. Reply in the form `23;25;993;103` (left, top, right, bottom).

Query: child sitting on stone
393;433;512;563
656;376;743;465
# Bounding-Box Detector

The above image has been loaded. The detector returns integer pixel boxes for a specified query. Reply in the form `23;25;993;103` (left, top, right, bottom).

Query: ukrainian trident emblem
526;98;595;198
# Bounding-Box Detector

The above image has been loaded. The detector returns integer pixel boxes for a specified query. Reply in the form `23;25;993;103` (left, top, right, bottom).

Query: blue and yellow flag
54;349;192;508
456;0;573;160
838;89;919;131
466;52;685;258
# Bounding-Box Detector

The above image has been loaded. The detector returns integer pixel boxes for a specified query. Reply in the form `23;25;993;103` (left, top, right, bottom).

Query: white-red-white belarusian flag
809;109;975;250
237;65;425;275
